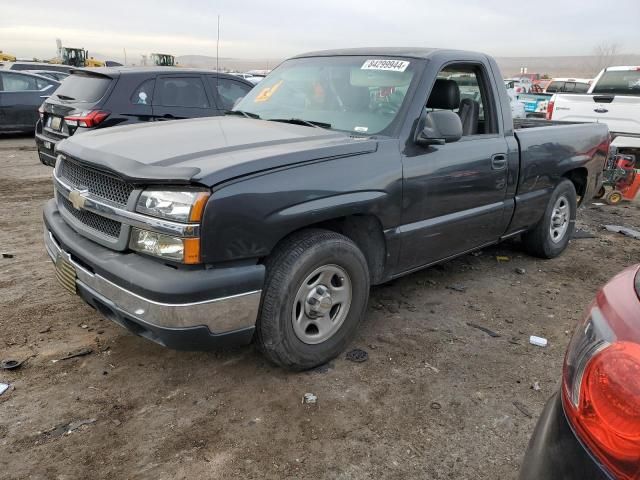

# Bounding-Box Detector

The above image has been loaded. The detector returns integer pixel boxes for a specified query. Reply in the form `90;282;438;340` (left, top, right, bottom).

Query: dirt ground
0;135;638;480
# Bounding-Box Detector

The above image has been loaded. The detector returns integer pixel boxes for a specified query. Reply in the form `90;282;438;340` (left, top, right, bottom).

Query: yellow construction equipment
149;53;176;67
0;50;17;62
52;39;104;68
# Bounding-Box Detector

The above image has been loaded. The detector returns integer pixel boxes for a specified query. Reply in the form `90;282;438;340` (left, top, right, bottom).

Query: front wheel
522;180;577;259
256;229;370;370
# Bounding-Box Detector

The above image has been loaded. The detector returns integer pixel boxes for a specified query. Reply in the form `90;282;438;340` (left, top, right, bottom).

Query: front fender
199;141;402;264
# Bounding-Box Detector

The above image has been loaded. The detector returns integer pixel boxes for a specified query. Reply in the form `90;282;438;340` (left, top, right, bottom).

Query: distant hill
86;52;640;77
176;55;281;72
496;54;640;78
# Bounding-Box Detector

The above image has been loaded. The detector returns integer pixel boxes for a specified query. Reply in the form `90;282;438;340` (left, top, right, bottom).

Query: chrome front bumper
44;229;261;335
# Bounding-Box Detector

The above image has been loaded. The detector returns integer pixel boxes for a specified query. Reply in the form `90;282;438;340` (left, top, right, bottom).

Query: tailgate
552;94;640;134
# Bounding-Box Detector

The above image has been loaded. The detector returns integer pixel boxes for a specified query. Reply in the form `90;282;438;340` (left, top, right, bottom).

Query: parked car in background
0;61;73;74
504;77;532;93
25;70;70;82
231;72;265;84
516;78;592;118
520;264;640;480
36;67;253;166
545;77;591;93
0;70;59;133
504;81;527;118
548;66;640;158
42;47;609;370
246;75;265;85
231;72;255;80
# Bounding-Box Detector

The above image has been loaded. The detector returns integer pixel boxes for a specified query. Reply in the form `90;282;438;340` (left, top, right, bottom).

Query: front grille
59;195;122;239
59;158;134;206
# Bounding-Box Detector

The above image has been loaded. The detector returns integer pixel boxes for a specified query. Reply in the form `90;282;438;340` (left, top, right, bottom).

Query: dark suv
36;67;254;166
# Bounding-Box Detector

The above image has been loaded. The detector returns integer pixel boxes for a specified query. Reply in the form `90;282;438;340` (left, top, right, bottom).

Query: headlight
129;228;200;264
136;190;209;223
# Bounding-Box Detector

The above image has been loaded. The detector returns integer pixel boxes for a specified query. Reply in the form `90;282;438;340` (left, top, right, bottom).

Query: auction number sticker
361;59;410;72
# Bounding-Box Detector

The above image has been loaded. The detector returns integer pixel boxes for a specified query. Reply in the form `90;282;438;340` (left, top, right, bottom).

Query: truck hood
56;116;378;186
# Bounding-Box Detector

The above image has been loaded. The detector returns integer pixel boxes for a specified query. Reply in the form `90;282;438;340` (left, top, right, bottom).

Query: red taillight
515;86;523;93
563;342;640;479
562;265;640;479
546;99;555;120
64;110;110;128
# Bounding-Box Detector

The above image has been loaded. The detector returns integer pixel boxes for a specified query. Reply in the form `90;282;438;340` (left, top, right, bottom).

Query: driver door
397;62;511;272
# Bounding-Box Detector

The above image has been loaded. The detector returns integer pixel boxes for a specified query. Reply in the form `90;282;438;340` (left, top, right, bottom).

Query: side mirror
415;110;463;146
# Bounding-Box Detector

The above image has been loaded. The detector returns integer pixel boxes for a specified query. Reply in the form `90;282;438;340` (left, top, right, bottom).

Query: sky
2;0;639;62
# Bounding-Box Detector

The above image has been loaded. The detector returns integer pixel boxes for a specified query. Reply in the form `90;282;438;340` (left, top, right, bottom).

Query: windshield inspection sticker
361;59;410;72
354;126;369;133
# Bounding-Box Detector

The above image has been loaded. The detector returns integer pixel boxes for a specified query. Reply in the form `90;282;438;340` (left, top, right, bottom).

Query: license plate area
55;254;77;294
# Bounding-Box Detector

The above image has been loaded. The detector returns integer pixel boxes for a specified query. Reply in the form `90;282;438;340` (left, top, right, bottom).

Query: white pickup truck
548;66;640;155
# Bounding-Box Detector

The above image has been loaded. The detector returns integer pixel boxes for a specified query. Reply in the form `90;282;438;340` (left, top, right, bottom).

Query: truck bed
506;119;609;235
513;118;585;129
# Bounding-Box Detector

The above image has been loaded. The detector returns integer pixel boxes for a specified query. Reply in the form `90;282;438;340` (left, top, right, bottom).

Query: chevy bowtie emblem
68;188;89;210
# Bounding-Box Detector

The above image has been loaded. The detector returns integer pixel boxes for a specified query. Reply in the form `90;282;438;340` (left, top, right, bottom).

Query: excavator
0;50;16;62
51;39;104;67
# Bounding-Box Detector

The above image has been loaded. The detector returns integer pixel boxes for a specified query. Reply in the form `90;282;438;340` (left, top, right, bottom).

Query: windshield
592;70;640;95
54;73;111;103
233;56;420;135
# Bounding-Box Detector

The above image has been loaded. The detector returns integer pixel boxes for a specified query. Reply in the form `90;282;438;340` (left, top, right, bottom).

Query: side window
574;83;590;93
155;76;209;108
430;64;497;136
546;81;563;93
1;72;38;91
131;79;155;105
209;77;252;110
35;77;55;90
563;82;576;93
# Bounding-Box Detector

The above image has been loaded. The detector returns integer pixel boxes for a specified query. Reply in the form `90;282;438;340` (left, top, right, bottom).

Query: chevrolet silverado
43;48;609;369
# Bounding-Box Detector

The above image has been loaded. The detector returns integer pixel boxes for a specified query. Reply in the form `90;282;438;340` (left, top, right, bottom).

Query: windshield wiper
55;94;76;100
269;118;331;129
226;110;260;119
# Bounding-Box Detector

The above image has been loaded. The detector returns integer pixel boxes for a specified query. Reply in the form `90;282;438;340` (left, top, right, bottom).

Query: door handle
491;154;507;170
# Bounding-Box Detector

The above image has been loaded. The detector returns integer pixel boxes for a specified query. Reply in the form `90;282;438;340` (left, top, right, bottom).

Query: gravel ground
1;135;638;480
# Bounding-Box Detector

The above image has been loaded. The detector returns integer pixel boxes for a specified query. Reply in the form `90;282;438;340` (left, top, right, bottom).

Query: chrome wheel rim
292;264;352;345
549;195;570;243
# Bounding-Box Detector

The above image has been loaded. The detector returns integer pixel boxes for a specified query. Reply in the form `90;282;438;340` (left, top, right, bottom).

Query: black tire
256;229;370;370
522;180;577;259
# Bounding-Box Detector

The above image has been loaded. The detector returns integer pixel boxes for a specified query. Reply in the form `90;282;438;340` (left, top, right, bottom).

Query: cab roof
292;47;485;60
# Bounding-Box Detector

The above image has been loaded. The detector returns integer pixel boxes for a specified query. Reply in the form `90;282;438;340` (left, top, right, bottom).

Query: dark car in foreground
0;70;59;133
43;47;609;369
520;264;640;480
36;67;254;166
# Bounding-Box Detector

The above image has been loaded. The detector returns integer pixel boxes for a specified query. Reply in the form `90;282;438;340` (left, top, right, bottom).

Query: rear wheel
522;180;576;259
256;229;370;370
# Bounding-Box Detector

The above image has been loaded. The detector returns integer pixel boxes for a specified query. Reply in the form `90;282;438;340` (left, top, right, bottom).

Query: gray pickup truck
43;48;609;370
